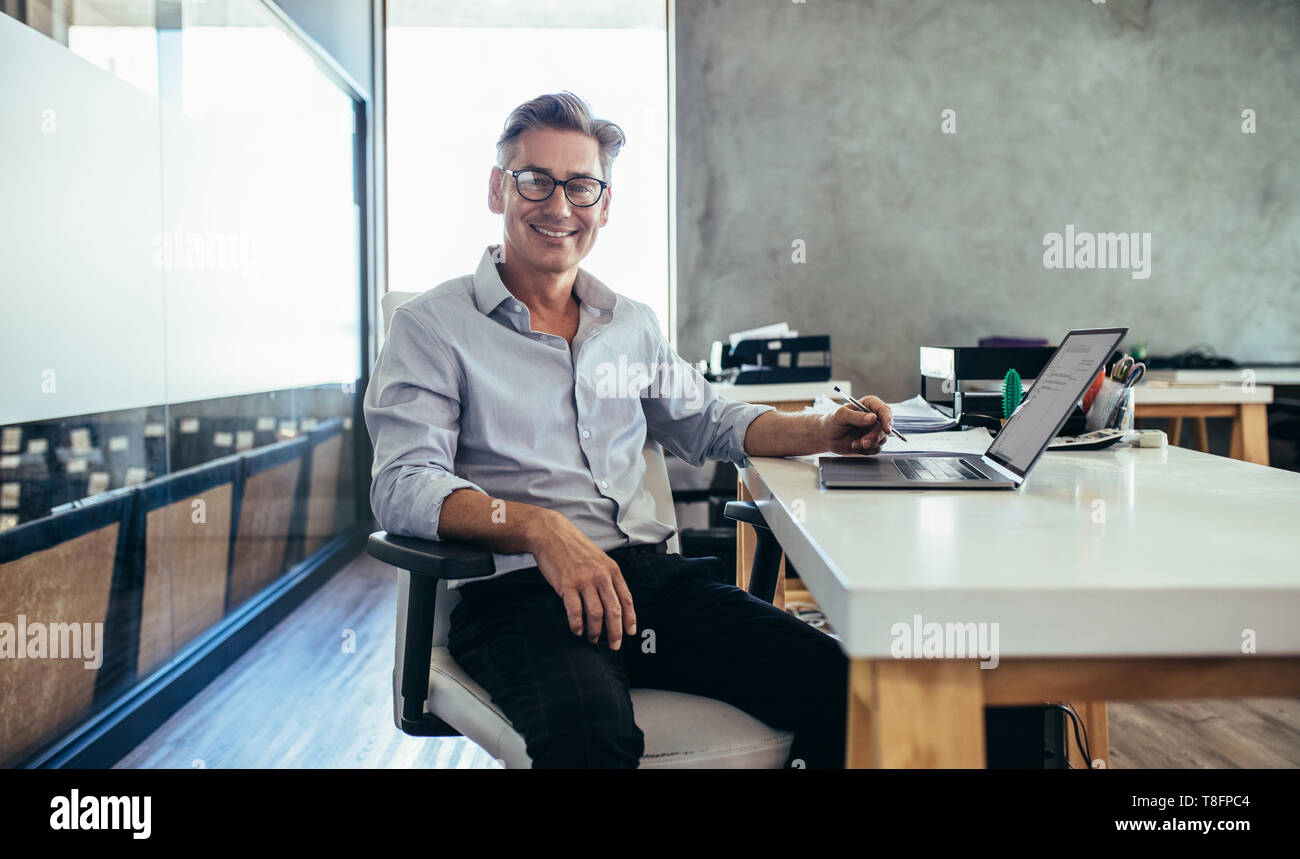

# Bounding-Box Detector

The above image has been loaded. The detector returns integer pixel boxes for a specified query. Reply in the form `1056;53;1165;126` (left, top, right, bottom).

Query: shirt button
582;429;591;439
512;302;523;312
601;480;609;489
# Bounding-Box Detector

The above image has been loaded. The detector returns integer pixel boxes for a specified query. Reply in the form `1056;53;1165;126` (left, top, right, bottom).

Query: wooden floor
116;549;497;769
1110;698;1300;768
117;549;1300;769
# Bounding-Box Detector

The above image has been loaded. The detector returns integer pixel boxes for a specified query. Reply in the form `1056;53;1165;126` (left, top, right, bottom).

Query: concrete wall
675;0;1300;401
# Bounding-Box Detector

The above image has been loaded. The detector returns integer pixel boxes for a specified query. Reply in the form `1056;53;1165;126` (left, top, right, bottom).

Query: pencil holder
1116;385;1135;431
1085;380;1134;432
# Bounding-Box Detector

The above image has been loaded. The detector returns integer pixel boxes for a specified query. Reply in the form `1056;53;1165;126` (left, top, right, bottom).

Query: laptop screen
984;328;1127;478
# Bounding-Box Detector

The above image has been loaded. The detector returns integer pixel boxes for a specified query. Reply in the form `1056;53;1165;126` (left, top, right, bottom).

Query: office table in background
738;445;1300;768
712;379;1277;465
1133;382;1274;466
1144;367;1300;386
712;380;851;413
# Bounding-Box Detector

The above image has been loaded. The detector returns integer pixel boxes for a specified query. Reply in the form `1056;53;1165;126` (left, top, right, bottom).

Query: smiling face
488;127;610;277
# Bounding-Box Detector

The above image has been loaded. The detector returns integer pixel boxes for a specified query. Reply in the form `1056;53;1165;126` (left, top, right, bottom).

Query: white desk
739;446;1300;767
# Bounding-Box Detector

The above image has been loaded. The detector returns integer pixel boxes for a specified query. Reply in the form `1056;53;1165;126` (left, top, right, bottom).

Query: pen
833;385;907;443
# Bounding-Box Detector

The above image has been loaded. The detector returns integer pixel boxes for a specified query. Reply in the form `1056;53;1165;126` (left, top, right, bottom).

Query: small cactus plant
1002;368;1023;419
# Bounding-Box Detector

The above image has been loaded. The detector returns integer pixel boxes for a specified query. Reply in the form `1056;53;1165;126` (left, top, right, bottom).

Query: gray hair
495;91;626;182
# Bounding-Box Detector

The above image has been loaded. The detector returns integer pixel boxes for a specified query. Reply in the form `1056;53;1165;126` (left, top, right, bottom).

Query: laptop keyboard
895;457;990;481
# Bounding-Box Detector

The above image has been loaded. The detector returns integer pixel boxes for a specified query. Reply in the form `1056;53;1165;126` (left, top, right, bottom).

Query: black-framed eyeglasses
503;168;608;207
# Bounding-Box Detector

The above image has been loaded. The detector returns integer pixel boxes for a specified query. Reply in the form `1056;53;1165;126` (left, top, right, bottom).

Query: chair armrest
367;531;496;580
723;500;771;531
723;501;781;604
369;531;495;737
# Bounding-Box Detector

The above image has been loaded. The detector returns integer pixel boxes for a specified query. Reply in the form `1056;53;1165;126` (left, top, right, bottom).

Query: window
386;0;671;334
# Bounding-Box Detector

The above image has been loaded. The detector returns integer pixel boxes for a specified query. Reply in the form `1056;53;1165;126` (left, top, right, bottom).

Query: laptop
818;327;1127;489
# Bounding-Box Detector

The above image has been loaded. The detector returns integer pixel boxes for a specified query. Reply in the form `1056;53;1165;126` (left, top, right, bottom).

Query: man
364;92;894;768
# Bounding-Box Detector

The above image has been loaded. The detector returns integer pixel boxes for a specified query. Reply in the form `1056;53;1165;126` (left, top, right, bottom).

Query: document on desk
880;427;992;454
811;393;958;432
789;428;993;465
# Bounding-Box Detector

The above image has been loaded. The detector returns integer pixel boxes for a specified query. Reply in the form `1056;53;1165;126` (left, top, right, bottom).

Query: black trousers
448;545;849;768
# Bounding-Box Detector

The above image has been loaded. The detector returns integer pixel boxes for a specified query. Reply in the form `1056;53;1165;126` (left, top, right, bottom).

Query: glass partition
0;0;366;767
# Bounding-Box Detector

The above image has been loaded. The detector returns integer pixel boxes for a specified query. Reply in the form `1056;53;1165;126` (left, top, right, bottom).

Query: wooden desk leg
1229;404;1270;466
1192;418;1210;453
1168;416;1183;447
735;478;753;591
1062;701;1110;769
1086;702;1110;768
847;659;987;768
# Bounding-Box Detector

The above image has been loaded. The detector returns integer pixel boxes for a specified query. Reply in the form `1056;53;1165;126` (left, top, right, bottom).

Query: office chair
368;290;796;768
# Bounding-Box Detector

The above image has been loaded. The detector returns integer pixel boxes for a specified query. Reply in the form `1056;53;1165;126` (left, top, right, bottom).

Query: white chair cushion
428;647;794;768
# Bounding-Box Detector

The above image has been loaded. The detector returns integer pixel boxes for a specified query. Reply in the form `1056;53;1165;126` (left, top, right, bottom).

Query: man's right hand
528;511;637;652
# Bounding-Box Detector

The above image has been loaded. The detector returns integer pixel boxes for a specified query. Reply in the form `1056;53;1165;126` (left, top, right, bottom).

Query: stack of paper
728;322;798;349
885;395;959;433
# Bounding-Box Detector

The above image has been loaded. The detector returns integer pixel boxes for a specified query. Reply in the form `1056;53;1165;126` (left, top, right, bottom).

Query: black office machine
719;335;831;385
919;344;1057;422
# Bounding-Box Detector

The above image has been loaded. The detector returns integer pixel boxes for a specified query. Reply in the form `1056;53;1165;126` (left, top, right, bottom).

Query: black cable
1053;704;1083;760
1049;702;1092;767
1065;702;1093;764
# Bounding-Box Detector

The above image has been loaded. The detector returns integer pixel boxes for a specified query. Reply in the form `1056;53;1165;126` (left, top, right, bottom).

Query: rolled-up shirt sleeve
637;307;774;467
363;307;488;540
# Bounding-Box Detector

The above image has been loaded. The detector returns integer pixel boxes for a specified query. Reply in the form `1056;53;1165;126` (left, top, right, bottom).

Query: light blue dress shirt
363;245;774;584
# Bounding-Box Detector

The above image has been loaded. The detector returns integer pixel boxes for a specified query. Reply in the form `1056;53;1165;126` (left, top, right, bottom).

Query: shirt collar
471;246;514;316
473;244;618;319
